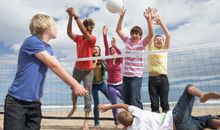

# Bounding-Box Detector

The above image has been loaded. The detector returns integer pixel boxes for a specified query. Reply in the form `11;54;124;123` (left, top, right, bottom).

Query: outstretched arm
35;51;87;96
98;104;129;112
66;7;93;41
116;7;126;42
143;7;155;45
154;15;171;49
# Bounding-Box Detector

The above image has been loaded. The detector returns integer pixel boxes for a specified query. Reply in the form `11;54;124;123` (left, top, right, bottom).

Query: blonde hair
29;13;54;37
117;110;134;127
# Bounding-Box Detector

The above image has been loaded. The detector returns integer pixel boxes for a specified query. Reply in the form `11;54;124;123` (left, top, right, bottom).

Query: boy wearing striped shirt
116;7;156;109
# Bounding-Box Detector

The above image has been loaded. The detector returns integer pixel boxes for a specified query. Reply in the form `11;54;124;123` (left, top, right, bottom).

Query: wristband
74;16;79;20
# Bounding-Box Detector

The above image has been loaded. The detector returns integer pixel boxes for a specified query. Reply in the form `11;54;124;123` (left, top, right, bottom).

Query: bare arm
143;7;155;45
154;15;171;49
114;45;122;55
75;17;93;41
66;7;92;41
98;104;129;112
112;43;123;62
35;51;87;96
66;8;76;41
116;8;127;42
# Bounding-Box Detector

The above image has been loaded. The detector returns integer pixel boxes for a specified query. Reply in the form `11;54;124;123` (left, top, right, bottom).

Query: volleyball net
0;43;220;119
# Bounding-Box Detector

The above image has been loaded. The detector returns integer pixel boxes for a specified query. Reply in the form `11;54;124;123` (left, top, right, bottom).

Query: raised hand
119;7;126;17
151;8;158;19
102;25;108;35
153;14;162;25
66;7;77;17
144;7;152;19
144;7;158;24
111;37;116;47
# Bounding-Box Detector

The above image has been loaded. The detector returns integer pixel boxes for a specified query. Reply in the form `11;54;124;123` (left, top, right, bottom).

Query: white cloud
0;0;220;59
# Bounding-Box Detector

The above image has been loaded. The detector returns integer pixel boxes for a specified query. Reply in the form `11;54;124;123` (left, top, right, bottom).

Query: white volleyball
106;0;123;13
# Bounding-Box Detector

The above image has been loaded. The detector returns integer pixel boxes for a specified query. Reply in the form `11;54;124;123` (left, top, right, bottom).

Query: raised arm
154;15;171;49
143;7;155;45
103;26;110;56
111;38;123;62
66;7;93;41
98;104;129;112
66;8;77;41
35;51;87;96
114;45;122;55
116;8;127;42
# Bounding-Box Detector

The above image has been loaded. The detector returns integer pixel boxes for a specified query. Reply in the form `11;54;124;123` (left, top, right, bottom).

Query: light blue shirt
8;35;54;102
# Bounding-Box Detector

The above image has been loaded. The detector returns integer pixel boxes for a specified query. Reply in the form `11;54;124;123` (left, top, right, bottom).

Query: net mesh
0;43;220;119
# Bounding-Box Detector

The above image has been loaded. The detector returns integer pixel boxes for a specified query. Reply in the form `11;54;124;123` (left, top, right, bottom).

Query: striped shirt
123;37;148;77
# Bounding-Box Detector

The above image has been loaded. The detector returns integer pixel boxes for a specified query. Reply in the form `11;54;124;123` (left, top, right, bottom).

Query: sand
0;107;219;130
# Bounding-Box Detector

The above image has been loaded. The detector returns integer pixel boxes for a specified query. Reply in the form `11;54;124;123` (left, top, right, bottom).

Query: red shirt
74;35;96;70
103;34;123;84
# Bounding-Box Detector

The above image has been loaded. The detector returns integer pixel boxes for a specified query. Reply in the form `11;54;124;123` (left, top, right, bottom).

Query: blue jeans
148;74;170;113
4;95;42;130
92;81;109;126
173;85;215;130
123;76;143;109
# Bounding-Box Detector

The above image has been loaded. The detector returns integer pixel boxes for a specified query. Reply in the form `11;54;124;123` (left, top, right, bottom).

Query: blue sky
0;0;220;60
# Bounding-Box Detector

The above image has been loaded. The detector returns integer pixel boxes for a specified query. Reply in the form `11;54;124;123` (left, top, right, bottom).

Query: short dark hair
130;26;143;37
83;18;95;27
154;34;164;42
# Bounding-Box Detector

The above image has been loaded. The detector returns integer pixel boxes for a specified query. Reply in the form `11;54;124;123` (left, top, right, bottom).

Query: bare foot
83;119;89;130
91;125;100;130
67;107;76;117
200;92;220;103
83;126;89;130
114;125;119;128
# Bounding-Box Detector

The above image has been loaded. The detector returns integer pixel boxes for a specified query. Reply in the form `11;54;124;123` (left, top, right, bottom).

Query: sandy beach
0;107;220;130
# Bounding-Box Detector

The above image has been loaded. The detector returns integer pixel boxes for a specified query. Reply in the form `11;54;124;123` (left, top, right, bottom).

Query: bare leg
67;105;77;117
92;125;100;130
187;85;220;103
83;111;90;130
114;124;120;129
200;92;220;103
68;92;77;117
